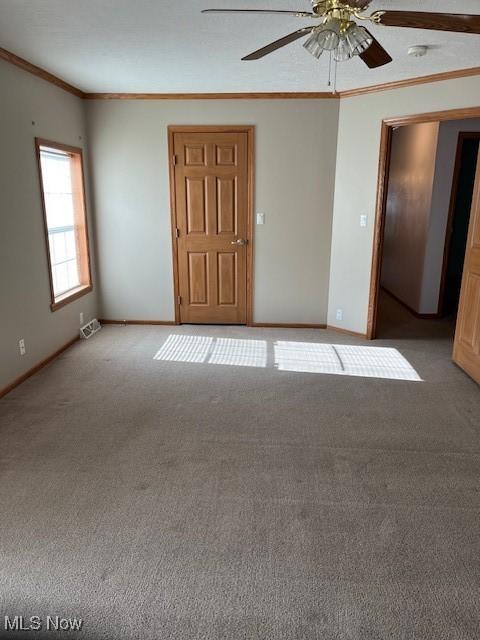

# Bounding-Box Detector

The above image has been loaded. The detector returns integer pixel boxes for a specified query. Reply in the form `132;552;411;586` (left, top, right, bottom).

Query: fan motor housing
313;0;366;14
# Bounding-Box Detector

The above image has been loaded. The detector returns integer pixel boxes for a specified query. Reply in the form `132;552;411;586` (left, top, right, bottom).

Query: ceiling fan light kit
304;20;372;62
203;0;480;84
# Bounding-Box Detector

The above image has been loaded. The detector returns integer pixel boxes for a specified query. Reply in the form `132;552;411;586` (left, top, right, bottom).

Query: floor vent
80;318;101;340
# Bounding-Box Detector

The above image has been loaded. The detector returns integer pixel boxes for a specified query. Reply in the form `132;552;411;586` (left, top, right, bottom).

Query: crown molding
339;65;480;98
80;67;480;101
83;91;338;100
0;47;85;98
1;45;479;102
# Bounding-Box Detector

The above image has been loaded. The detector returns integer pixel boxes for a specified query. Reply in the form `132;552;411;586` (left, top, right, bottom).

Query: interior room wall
422;118;480;312
0;60;97;391
85;98;339;325
328;75;480;335
380;122;439;313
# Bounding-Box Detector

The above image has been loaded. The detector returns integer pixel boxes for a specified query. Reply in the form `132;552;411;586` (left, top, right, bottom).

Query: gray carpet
0;297;479;639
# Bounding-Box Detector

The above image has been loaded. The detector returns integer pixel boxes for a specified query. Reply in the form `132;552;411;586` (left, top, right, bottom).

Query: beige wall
328;76;480;335
85;99;339;324
381;122;439;313
0;60;97;390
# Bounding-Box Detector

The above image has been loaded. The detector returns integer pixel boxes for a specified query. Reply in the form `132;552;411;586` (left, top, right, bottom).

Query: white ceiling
0;0;479;93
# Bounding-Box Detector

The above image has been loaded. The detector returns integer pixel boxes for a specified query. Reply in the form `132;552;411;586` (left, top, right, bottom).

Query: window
36;139;92;311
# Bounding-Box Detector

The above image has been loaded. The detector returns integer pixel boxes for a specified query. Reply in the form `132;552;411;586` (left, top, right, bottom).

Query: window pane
53;262;69;295
44;193;75;229
40;152;71;194
65;229;76;259
67;259;80;290
52;230;68;264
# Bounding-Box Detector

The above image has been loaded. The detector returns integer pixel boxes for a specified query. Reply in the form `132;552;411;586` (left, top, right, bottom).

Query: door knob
231;239;247;245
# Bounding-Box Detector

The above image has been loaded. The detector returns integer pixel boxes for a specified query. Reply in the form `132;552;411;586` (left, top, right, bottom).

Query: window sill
51;284;92;312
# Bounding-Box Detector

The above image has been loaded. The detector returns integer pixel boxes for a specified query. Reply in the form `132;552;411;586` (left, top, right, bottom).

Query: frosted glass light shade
303;30;325;59
345;24;373;55
303;20;341;58
334;37;353;62
316;27;340;51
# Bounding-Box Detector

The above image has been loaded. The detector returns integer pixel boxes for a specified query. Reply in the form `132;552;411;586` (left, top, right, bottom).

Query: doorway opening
440;134;480;317
367;108;480;382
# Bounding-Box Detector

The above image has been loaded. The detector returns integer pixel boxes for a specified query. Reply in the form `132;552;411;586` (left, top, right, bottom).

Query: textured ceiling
0;0;479;92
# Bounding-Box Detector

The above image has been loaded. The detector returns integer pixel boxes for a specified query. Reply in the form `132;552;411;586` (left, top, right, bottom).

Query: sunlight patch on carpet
154;335;422;381
275;341;422;381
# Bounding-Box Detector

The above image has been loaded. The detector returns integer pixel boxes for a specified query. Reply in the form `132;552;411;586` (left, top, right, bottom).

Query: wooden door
171;129;250;324
453;150;480;384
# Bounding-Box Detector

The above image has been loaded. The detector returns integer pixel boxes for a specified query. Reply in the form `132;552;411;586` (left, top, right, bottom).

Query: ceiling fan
202;1;480;69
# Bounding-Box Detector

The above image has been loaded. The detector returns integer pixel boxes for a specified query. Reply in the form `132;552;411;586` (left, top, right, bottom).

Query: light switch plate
256;213;265;225
360;214;367;228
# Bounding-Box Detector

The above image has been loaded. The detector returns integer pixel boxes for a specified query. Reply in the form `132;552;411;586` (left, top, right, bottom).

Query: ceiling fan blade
242;27;313;60
202;9;315;17
377;11;480;34
359;31;392;68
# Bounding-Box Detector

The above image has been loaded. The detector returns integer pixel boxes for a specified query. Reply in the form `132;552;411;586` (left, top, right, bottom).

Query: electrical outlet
256;213;265;225
19;339;26;356
336;309;343;321
80;312;84;325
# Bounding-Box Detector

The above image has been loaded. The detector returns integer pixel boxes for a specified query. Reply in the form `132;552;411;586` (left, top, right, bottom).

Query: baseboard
380;287;440;319
103;319;326;329
249;322;326;329
0;336;79;400
100;320;368;337
99;319;177;325
327;325;367;339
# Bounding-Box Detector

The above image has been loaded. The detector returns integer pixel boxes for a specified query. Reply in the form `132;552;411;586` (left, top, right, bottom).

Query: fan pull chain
327;51;332;88
333;57;338;94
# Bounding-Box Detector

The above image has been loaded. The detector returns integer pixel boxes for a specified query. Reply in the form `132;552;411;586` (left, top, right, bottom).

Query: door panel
185;178;207;234
216;144;237;166
172;130;249;324
185;144;206;166
217;252;237;306
453;150;480;383
217;177;237;235
188;253;209;305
